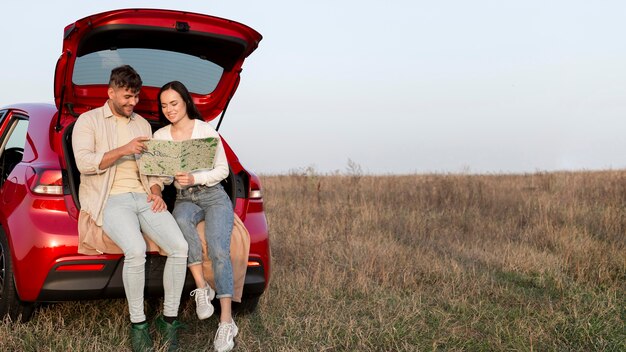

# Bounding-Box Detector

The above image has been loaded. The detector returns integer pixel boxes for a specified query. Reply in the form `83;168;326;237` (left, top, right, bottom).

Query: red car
0;8;270;322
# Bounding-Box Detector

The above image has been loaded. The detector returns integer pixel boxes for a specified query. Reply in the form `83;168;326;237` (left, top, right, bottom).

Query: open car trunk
54;8;262;129
53;9;261;213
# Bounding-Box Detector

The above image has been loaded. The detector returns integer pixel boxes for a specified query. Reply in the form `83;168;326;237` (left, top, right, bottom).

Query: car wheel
0;228;34;323
233;296;260;315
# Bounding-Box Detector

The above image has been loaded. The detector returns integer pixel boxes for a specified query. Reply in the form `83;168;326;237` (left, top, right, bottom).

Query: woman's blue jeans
173;184;234;299
103;192;188;323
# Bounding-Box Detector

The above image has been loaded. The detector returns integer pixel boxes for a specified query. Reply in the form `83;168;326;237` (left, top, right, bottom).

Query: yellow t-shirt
110;116;146;195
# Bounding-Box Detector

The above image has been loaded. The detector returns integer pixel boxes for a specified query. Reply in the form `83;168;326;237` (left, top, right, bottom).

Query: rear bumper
241;263;266;298
38;258;124;301
36;255;268;302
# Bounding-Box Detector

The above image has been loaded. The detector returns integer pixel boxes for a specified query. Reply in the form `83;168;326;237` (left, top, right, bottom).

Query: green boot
156;315;184;351
130;322;153;352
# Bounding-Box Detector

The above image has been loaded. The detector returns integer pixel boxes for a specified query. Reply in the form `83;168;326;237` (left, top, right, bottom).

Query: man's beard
112;102;132;117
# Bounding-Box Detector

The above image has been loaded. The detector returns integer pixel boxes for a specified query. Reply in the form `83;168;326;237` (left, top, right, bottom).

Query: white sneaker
190;284;215;320
213;320;238;352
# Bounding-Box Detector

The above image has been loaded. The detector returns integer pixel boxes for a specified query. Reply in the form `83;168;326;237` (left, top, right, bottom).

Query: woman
153;81;237;352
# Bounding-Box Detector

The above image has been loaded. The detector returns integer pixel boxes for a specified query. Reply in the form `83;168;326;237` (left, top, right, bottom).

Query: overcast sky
2;1;625;174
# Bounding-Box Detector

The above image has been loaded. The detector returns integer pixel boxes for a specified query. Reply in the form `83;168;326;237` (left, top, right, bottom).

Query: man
72;65;188;352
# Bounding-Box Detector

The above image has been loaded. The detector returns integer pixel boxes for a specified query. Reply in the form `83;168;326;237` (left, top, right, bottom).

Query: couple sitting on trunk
72;65;239;352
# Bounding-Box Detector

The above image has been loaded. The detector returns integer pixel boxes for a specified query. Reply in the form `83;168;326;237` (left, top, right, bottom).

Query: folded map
139;137;218;176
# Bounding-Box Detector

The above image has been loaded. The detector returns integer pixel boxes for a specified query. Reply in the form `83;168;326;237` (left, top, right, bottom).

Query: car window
72;48;224;94
4;118;28;150
0;117;27;184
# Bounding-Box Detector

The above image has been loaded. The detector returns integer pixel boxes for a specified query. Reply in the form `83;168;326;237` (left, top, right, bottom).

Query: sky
2;1;626;175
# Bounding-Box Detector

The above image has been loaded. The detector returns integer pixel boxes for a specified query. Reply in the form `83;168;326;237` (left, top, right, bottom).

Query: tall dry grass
1;171;624;351
255;171;625;351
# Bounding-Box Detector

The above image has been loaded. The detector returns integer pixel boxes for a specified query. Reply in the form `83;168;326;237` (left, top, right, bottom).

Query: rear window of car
72;48;224;94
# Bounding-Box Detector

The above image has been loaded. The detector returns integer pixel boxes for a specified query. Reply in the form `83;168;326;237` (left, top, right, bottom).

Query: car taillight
28;168;64;195
249;174;263;200
249;189;262;199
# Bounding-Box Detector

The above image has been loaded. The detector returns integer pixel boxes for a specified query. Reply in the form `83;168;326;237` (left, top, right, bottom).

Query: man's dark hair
109;65;142;92
157;80;203;126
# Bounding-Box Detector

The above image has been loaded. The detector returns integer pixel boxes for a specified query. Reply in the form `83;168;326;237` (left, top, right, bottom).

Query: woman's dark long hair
157;81;203;126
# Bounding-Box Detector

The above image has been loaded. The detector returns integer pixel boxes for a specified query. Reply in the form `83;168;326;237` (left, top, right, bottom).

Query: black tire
0;228;34;323
233;296;259;315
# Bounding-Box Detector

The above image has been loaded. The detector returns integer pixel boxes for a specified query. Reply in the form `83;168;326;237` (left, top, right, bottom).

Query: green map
139;137;218;176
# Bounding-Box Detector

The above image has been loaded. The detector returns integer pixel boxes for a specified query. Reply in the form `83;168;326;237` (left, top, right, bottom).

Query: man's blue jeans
173;184;234;299
103;192;188;323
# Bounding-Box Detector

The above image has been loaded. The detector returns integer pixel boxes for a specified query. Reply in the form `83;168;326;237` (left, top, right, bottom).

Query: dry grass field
1;171;625;351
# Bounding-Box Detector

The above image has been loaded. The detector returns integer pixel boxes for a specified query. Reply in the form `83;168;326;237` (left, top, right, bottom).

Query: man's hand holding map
139;137;218;176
